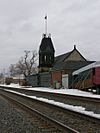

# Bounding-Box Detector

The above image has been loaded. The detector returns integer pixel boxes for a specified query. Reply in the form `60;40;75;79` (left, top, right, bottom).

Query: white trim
73;61;100;75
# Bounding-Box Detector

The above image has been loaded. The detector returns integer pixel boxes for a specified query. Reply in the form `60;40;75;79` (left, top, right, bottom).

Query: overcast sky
0;0;100;72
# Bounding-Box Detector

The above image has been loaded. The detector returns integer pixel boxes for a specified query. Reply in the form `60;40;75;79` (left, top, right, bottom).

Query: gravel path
0;95;42;133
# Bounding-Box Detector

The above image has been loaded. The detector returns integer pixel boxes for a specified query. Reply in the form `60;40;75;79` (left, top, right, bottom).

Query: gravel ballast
0;95;42;133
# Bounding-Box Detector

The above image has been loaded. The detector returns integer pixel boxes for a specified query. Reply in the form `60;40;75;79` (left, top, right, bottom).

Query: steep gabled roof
52;45;94;71
67;46;87;61
39;34;55;53
55;45;86;63
55;51;71;63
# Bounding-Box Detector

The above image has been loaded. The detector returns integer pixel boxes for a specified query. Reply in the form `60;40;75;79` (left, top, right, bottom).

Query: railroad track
0;89;78;133
0;88;100;133
0;85;100;114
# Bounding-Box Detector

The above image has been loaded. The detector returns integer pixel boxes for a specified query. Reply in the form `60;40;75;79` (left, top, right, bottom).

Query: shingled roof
52;61;95;71
55;52;71;63
39;34;55;53
52;46;95;71
55;45;87;63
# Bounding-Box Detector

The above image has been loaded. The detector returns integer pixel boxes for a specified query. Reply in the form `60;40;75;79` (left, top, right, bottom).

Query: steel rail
2;88;100;123
0;89;79;133
0;85;100;116
1;90;100;130
0;86;100;104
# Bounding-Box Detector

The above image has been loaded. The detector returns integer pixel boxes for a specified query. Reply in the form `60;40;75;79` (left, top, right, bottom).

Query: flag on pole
45;15;47;19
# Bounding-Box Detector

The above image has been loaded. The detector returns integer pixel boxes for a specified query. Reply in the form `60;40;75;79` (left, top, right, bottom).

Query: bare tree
9;64;16;76
9;50;38;77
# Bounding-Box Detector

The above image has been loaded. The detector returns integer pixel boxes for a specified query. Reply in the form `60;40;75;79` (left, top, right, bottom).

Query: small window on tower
50;56;51;61
45;55;46;62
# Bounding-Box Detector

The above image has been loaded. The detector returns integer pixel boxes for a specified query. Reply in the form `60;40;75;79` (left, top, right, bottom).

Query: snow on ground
1;83;21;88
3;89;100;119
0;83;100;118
1;83;100;99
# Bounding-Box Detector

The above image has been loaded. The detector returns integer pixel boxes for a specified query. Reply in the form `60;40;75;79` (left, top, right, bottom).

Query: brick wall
51;71;62;88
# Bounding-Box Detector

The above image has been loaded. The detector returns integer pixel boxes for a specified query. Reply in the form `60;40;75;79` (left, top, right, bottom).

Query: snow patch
0;83;100;98
3;89;100;119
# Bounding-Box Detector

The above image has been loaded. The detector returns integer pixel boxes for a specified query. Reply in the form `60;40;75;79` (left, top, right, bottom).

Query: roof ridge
55;51;71;58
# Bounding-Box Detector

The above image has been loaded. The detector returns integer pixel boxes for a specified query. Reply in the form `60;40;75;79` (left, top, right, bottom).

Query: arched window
44;55;46;62
50;56;51;61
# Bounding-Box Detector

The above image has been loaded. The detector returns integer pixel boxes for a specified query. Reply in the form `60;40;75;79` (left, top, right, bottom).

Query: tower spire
44;14;47;36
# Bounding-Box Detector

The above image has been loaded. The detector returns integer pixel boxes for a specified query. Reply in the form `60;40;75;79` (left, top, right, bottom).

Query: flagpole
45;15;47;36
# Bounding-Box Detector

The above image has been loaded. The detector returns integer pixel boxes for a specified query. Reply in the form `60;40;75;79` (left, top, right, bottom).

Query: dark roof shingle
39;36;55;53
55;52;71;63
52;61;95;71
